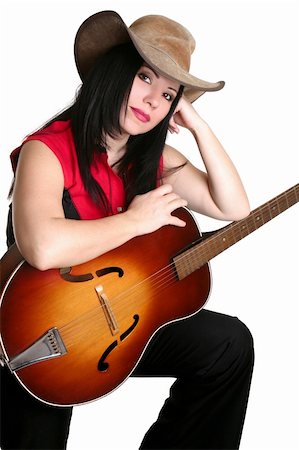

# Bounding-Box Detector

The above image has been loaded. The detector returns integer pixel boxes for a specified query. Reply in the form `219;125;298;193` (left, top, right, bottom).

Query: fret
173;184;298;281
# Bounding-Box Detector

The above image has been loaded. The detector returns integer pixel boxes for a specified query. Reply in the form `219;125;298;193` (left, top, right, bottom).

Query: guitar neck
173;184;299;280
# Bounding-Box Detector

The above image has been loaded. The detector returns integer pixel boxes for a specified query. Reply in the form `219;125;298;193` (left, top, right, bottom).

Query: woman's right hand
126;184;187;236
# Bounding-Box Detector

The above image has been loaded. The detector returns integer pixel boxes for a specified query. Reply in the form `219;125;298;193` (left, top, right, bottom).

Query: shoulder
24;121;73;154
15;140;64;186
12;121;75;188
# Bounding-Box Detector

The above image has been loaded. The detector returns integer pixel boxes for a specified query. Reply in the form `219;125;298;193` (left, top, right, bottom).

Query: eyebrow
142;63;179;94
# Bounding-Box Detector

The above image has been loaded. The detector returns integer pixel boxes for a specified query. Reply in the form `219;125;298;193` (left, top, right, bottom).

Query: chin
122;122;153;136
121;112;156;136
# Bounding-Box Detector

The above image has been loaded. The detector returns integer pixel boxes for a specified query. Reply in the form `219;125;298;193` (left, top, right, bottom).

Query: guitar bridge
7;327;67;372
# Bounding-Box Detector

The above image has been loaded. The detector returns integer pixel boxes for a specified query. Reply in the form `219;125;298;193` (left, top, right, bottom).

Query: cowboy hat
74;10;225;102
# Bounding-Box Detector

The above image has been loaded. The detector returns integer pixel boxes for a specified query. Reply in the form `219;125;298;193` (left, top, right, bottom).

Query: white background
1;0;298;449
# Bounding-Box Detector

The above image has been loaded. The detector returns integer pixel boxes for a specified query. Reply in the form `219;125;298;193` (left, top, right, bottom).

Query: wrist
190;118;211;139
122;209;141;238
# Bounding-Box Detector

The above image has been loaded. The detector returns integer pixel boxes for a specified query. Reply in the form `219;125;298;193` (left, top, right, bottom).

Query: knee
227;316;254;366
205;316;254;381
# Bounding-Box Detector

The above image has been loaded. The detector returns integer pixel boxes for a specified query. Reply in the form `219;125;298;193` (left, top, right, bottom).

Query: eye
163;92;173;102
138;72;151;84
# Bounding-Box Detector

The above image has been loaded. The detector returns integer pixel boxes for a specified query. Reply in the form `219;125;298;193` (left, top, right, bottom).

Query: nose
144;90;160;109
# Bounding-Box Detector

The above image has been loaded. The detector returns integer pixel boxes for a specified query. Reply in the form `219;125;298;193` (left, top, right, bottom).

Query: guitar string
61;268;196;347
59;238;213;343
62;221;290;345
57;188;298;343
59;188;298;342
60;261;178;340
60;214;286;344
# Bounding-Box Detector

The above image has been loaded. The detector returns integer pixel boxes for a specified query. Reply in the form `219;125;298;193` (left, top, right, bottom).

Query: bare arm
164;97;250;221
12;141;187;270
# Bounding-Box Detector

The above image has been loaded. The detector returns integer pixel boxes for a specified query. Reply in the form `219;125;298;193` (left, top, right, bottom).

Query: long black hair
29;43;184;213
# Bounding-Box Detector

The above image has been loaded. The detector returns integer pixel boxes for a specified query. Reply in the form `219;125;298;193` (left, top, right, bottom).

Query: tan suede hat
74;10;225;102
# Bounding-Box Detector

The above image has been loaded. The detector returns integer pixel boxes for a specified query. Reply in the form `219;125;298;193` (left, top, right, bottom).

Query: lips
130;107;150;123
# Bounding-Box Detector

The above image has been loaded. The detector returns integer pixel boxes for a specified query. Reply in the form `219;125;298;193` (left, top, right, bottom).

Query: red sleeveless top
11;120;163;220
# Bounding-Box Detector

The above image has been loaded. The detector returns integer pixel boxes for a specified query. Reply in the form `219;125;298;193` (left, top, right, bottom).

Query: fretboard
173;184;299;280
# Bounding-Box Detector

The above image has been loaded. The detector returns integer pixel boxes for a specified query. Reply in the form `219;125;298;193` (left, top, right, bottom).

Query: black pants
0;309;254;450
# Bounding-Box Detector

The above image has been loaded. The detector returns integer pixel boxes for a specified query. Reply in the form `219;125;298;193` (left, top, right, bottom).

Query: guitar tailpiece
7;327;67;372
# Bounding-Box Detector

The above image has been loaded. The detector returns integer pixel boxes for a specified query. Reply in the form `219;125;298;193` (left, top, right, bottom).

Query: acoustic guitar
0;184;298;407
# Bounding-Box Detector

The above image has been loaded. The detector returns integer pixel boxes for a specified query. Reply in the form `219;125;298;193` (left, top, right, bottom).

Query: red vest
11;121;127;219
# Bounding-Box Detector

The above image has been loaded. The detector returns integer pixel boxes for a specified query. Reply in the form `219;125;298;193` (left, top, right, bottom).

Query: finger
168;116;180;134
169;116;176;127
154;184;173;196
163;192;181;203
170;122;180;134
168;198;188;211
168;122;176;134
169;216;186;227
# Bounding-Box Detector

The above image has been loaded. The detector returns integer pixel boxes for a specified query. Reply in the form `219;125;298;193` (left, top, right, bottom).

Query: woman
1;11;254;450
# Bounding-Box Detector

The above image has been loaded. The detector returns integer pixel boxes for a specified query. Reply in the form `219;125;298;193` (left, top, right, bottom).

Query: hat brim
74;11;224;103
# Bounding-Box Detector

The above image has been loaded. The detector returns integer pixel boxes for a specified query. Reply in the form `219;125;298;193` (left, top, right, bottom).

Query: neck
105;133;129;167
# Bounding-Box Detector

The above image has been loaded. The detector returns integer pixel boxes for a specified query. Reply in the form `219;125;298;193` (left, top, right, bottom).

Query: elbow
228;203;251;221
230;209;250;221
26;249;54;272
29;253;54;272
218;197;251;221
17;240;56;271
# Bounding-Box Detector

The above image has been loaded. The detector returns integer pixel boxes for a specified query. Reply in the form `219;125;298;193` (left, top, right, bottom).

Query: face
119;64;180;136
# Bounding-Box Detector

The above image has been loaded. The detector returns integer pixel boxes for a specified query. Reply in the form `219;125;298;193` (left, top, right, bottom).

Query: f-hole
96;267;124;278
97;315;139;372
60;267;94;283
60;266;124;283
98;340;118;372
120;315;139;341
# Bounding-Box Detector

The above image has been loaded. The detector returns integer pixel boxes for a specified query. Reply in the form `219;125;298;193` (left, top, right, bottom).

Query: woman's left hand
168;97;205;134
